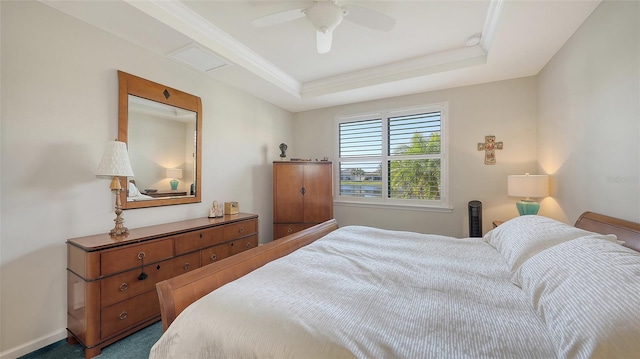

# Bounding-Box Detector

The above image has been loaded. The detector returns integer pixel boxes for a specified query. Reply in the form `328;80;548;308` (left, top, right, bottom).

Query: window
335;104;448;209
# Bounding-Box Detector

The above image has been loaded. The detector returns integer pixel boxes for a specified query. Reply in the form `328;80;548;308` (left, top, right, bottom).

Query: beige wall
0;1;293;356
293;77;540;237
537;0;639;224
1;0;638;357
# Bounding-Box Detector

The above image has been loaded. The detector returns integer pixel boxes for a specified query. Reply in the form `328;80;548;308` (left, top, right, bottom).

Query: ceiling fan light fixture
304;1;345;33
251;0;396;54
316;30;333;54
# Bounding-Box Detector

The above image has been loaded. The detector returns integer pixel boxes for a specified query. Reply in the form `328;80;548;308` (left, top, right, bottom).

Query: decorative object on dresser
96;140;134;236
224;201;239;215
273;161;333;239
165;168;182;191
66;213;258;359
507;173;549;215
209;201;223;218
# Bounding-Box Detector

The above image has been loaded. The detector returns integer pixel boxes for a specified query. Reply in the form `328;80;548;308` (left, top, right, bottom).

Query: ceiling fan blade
316;30;333;54
252;8;305;27
343;5;396;32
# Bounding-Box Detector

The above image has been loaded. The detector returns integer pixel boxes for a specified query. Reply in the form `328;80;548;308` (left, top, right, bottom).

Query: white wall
0;1;293;356
537;0;640;224
293;77;539;237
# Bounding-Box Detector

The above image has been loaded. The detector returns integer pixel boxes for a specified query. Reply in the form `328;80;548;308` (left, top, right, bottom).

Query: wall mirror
118;71;202;209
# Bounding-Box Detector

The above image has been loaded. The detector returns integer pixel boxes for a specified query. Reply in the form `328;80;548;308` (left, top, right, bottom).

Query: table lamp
96;140;134;236
507;173;549;215
166;168;183;191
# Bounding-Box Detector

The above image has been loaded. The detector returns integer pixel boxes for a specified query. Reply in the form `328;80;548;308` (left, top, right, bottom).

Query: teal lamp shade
508;174;549;215
166;168;183;191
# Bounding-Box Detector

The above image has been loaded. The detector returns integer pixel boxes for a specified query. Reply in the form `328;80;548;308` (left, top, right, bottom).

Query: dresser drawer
174;227;224;255
231;234;258;255
101;290;160;339
100;239;173;276
222;219;257;241
200;242;233;266
100;252;199;308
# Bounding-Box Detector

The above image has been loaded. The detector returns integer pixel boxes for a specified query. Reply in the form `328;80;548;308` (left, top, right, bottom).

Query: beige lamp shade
96;140;134;236
508;174;549;199
166;168;183;179
96;141;134;178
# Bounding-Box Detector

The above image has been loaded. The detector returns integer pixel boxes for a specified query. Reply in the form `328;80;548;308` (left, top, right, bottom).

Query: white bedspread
150;226;556;358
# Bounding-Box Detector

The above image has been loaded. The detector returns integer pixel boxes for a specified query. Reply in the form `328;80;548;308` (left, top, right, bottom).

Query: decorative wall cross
477;135;503;165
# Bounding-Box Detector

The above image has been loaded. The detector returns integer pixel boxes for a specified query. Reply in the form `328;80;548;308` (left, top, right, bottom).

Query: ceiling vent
169;44;228;73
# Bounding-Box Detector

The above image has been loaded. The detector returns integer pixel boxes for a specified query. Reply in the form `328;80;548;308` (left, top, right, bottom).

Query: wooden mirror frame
118;70;202;209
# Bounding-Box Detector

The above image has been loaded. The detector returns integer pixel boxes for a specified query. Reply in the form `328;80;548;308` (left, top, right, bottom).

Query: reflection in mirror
127;95;197;201
118;71;202;209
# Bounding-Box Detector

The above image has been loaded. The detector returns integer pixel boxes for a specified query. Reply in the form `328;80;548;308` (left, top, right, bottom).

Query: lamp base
110;224;129;236
516;200;540;216
108;178;129;237
170;179;179;191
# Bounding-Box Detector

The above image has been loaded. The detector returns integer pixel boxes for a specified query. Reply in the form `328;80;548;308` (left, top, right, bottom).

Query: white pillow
483;215;617;274
513;236;640;358
128;182;142;197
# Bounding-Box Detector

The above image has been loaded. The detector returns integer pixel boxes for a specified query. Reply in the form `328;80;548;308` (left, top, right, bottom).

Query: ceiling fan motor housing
304;1;347;33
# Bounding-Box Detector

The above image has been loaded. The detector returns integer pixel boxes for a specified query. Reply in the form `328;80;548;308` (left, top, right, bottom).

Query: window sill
334;200;454;213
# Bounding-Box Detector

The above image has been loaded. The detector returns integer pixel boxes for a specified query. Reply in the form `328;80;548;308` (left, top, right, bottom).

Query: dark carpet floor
18;322;162;359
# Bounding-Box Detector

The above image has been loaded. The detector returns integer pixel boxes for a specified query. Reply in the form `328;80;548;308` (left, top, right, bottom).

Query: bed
126;180;155;201
151;212;640;358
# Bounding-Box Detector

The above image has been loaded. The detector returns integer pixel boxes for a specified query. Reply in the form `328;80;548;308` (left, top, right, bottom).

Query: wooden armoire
273;161;333;239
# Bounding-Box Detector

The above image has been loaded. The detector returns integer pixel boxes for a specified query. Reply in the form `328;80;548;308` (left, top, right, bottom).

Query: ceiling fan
252;0;396;54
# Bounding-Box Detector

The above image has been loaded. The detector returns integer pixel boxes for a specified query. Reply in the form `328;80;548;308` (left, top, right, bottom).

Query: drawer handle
246;242;251;248
210;254;217;262
184;263;190;270
119;283;128;292
137;252;148;281
199;233;203;239
239;227;244;233
119;311;128;320
287;228;292;233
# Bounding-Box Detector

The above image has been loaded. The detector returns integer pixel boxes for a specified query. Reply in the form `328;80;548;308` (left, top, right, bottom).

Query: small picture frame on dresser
209;201;223;218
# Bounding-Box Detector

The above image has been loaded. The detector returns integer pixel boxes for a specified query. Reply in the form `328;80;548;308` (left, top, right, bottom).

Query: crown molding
301;46;487;98
480;0;506;53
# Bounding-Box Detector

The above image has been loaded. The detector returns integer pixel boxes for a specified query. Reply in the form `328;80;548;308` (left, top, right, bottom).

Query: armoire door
302;164;333;223
273;163;304;223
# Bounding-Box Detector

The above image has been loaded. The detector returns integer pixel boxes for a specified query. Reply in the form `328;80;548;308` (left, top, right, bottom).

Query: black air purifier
468;200;482;237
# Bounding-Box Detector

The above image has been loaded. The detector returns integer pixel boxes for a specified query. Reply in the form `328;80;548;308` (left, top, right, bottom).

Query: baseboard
0;328;67;359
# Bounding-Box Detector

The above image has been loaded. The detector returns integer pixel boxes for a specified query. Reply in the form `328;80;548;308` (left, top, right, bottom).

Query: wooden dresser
66;213;258;358
273;161;333;239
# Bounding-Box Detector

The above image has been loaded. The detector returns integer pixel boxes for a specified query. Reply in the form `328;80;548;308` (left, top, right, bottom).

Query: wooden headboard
575;211;640;252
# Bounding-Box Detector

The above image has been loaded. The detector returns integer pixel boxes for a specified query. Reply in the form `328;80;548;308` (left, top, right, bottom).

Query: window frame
334;103;450;211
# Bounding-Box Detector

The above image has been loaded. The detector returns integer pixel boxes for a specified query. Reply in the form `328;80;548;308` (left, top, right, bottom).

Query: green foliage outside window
389;132;441;200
